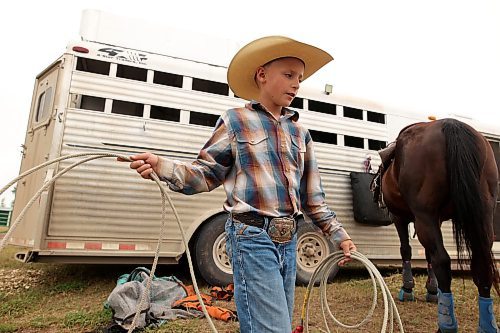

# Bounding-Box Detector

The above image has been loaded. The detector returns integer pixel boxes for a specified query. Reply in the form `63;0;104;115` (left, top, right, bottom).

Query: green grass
48;280;87;294
0;291;41;317
63;308;112;328
0;323;18;333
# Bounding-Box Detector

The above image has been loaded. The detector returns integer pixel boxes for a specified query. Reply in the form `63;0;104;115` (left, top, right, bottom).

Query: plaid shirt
159;101;350;243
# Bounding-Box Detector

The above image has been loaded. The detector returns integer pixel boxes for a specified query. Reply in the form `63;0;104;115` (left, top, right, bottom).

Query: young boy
123;36;356;333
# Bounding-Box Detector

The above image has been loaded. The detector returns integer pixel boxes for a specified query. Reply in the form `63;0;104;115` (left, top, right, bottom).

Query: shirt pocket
290;133;306;172
235;131;269;167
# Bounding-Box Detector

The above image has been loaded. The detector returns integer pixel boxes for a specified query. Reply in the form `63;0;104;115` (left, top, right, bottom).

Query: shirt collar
245;100;300;122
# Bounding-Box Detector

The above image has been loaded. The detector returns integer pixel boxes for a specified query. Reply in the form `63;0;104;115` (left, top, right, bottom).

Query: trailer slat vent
111;100;144;117
150;105;180;122
154;71;183;88
345;135;364;148
76;57;110;75
343;106;363;120
289;97;303;109
309;100;336;115
117;64;147;82
310;129;337;145
189;111;219;127
192;78;229;96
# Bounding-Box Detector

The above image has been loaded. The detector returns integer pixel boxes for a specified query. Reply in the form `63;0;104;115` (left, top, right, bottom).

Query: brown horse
380;118;499;333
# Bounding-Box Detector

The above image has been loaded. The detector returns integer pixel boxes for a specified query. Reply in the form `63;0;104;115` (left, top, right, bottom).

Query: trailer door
10;61;63;247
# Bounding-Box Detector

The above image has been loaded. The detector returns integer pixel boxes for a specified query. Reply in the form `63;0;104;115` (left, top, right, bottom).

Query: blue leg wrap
398;288;415;302
478;296;499;333
437;289;458;333
402;261;415;290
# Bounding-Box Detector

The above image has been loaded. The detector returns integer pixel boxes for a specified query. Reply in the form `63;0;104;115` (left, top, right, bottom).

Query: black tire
193;214;233;286
295;217;338;285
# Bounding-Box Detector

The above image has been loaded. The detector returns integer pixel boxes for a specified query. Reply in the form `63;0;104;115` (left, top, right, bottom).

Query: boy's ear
255;66;266;84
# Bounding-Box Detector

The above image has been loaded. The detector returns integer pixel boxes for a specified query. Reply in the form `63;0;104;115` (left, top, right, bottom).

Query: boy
123;36;356;333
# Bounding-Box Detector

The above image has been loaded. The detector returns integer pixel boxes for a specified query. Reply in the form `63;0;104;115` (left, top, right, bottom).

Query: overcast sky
1;0;499;205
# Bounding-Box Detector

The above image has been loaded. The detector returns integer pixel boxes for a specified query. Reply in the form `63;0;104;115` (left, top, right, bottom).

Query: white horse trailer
8;10;500;285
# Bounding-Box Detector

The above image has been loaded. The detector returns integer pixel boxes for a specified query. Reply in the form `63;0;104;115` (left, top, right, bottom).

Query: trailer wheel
295;218;338;285
194;214;233;286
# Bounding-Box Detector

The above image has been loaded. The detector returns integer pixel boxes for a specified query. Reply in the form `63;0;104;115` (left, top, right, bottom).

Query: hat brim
227;36;333;101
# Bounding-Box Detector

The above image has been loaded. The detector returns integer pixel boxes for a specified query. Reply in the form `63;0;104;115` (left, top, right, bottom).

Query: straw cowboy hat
227;36;333;101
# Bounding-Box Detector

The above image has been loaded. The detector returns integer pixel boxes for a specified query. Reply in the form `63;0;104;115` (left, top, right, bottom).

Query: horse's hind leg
474;261;499;333
471;213;499;332
394;217;415;301
425;249;439;303
414;216;457;333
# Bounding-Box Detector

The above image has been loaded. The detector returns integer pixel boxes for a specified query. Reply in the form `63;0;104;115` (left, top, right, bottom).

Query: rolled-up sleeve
158;117;233;195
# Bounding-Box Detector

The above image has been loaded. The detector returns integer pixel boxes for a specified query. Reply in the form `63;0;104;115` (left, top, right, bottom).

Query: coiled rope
0;152;405;333
298;250;404;333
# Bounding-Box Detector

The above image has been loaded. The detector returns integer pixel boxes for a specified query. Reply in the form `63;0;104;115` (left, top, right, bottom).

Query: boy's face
256;57;305;109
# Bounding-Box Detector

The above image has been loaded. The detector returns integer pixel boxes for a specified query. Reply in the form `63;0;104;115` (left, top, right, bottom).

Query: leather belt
231;212;270;228
231;212;297;244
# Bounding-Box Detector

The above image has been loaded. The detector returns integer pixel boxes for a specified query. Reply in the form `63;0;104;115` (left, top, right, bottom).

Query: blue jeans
225;217;297;333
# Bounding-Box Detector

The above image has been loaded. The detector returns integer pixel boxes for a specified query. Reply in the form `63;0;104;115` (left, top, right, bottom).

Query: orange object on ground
210;283;234;301
172;284;237;322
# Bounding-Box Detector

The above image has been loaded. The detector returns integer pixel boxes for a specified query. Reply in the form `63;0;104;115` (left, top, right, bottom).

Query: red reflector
47;241;66;249
85;242;102;250
119;244;135;251
72;46;89;53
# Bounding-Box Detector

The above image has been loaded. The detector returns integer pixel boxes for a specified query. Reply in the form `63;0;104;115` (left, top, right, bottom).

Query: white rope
301;251;404;333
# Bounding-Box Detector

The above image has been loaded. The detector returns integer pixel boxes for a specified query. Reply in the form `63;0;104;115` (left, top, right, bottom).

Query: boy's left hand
338;239;356;266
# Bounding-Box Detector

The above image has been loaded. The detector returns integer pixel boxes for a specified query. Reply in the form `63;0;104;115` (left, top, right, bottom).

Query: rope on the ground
0;152;218;333
298;250;404;333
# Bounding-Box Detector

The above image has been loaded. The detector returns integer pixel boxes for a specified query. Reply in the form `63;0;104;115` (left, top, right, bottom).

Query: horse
378;118;499;333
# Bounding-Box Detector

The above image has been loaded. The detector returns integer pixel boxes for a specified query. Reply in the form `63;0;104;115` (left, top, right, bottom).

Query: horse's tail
442;118;500;296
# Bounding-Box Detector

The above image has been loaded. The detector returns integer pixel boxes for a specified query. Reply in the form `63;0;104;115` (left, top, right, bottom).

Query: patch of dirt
0;268;45;295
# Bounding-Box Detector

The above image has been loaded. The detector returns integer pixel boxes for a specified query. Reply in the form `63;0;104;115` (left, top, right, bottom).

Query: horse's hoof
398;288;415;302
426;292;438;303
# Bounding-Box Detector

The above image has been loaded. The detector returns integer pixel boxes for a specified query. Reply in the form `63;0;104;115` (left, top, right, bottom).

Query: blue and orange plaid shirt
159;101;350;243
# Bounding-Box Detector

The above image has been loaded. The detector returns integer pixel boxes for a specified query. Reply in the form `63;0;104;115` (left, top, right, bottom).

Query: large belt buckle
268;217;296;244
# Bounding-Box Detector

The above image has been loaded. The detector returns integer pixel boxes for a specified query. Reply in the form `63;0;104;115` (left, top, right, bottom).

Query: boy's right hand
117;152;160;179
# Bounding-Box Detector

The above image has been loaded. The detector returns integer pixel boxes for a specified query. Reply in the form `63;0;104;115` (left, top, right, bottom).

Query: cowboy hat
227;36;333;101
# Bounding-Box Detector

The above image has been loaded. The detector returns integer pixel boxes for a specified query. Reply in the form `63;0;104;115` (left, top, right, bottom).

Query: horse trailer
7;10;500;286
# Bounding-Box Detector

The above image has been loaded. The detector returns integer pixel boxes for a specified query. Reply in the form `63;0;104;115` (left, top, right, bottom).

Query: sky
0;0;499;205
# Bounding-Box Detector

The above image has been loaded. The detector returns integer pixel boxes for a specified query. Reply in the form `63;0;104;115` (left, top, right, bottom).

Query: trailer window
189;111;219;127
150;105;181;122
290;97;303;109
112;100;144;117
368;139;387;151
76;58;110;75
308;100;336;115
309;129;337;145
35;87;53;122
345;135;364;148
80;95;105;112
154;71;183;88
117;64;147;82
367;111;386;124
343;106;363;120
192;78;229;96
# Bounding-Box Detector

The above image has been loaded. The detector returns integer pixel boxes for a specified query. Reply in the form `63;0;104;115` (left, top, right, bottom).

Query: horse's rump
382;118;500;295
